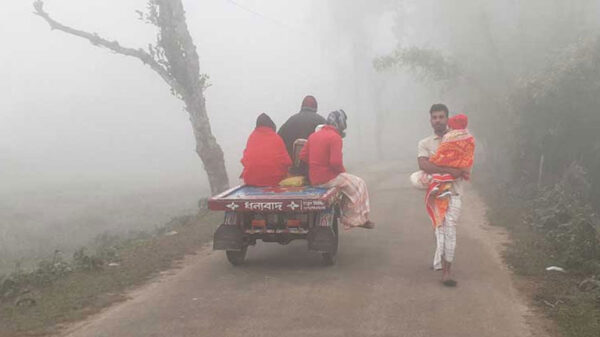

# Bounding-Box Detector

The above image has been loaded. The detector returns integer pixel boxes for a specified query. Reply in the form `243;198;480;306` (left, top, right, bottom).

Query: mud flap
307;227;336;253
213;224;244;251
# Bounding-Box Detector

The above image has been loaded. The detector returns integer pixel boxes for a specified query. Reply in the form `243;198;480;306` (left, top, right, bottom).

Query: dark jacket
278;109;327;157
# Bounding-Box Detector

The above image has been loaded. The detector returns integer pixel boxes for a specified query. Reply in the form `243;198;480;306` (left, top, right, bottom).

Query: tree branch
33;0;184;95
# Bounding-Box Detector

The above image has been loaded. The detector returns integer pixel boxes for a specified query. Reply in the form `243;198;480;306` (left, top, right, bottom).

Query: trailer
208;185;342;266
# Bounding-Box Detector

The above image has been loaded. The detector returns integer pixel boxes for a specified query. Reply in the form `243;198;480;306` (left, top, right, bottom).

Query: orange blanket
426;174;454;228
425;129;475;228
430;129;475;168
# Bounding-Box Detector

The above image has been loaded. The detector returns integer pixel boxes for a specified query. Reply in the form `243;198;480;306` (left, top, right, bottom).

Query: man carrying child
414;104;475;287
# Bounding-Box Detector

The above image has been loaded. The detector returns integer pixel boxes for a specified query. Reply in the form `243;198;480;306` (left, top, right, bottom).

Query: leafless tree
33;0;229;195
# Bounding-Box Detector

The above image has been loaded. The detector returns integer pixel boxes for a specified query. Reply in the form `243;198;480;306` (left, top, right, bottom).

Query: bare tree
33;0;229;195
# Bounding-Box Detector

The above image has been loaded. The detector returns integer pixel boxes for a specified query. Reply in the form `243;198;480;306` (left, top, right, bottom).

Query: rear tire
321;252;336;266
321;209;339;266
226;245;247;266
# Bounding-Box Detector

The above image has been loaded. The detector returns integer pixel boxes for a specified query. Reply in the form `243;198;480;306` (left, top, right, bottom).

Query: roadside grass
480;185;600;337
0;211;221;337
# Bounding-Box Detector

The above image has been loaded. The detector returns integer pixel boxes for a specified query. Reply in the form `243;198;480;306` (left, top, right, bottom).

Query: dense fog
2;0;600;273
0;0;404;271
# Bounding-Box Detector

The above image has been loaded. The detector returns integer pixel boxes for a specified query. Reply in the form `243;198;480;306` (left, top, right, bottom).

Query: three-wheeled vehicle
208;185;342;266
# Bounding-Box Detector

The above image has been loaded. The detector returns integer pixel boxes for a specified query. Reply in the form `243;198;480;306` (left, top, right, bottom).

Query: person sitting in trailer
299;110;375;230
278;95;327;176
241;113;292;187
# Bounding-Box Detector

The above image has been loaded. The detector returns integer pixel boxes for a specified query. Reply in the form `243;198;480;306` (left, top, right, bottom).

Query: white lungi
433;195;461;270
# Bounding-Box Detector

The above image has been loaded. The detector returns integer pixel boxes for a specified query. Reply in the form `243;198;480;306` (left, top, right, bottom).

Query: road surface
59;163;545;337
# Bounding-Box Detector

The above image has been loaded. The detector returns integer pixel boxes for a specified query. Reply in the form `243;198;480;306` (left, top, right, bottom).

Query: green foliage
72;248;104;272
374;46;461;83
555;298;600;337
32;252;72;286
482;172;600;337
0;216;196;306
0;250;72;301
0;213;218;335
509;37;600;197
473;33;600;337
0;248;109;303
524;179;600;274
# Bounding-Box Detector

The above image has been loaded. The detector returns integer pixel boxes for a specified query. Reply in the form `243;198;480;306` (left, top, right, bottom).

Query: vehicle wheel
321;210;339;266
226;245;248;266
321;252;335;266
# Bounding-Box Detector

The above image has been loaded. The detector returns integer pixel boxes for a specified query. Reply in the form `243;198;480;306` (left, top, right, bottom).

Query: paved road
60;164;540;337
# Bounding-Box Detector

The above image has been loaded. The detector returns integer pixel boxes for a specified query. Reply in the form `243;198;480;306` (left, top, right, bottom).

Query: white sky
1;0;396;190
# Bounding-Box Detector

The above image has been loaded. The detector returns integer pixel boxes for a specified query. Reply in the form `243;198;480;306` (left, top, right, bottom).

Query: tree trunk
156;0;230;194
537;153;544;190
372;79;385;161
33;0;231;195
375;115;384;161
185;93;229;195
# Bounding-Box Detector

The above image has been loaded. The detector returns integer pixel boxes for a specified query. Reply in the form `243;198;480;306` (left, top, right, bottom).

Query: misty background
0;0;415;272
3;0;600;274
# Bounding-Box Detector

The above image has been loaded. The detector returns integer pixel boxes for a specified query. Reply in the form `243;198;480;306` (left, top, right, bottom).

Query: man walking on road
417;104;466;286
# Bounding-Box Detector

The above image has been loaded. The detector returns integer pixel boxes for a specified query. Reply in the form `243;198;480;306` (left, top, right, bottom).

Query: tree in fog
325;0;395;160
33;0;229;195
376;0;600;183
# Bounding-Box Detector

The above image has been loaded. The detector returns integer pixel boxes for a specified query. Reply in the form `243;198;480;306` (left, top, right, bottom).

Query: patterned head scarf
327;110;348;133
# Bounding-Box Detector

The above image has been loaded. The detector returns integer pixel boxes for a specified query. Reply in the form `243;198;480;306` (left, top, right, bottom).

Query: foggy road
5;1;598;336
58;165;539;337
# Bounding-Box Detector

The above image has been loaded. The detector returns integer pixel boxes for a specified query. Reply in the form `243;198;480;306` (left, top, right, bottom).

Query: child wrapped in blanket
410;114;475;227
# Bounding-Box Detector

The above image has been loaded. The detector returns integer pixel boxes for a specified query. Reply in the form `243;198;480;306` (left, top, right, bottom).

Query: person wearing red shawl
299;110;374;230
241;113;292;187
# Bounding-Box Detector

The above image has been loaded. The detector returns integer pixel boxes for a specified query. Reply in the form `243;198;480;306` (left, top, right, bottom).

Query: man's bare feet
442;272;457;286
441;259;456;286
442;279;457;287
359;221;375;229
